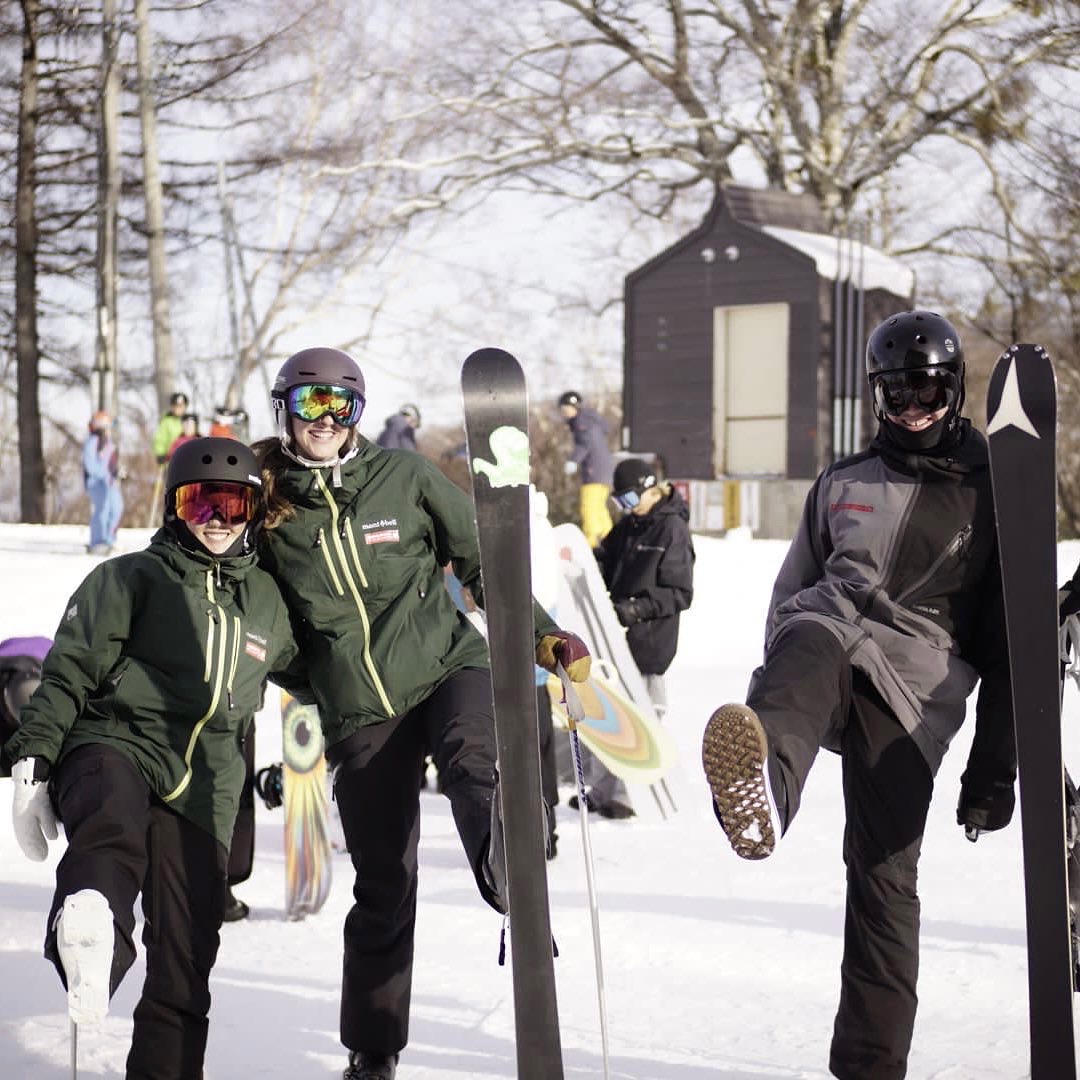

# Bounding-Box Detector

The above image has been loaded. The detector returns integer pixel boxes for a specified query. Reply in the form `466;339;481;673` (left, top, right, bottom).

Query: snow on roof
762;225;915;298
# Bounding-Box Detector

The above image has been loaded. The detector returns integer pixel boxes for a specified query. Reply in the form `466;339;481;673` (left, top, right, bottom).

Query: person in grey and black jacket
701;310;1014;1080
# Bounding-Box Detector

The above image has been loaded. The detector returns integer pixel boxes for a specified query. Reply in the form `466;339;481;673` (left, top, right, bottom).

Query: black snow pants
329;666;500;1057
747;621;935;1080
46;743;228;1080
227;726;256;886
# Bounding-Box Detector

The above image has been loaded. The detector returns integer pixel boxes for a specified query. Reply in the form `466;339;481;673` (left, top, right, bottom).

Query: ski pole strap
555;662;585;728
1061;614;1080;690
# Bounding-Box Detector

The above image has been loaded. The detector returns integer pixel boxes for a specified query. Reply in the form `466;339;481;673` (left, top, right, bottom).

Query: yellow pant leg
580;483;613;547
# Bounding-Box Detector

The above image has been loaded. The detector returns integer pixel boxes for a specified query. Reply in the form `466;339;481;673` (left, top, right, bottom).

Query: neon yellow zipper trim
343;520;370;588
164;572;230;803
226;613;241;705
313;470;394;717
318;527;345;595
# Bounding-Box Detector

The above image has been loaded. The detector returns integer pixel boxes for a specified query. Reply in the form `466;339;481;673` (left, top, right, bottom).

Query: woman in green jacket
6;438;304;1080
255;347;590;1080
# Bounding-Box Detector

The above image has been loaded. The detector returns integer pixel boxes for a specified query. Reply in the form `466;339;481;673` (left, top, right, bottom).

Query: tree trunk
95;0;121;421
134;0;176;417
16;0;46;524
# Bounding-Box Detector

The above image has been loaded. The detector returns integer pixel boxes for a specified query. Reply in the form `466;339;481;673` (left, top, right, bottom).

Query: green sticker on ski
471;425;529;488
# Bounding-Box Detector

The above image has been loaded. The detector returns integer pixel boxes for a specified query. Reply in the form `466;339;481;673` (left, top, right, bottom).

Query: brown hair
251;429;363;530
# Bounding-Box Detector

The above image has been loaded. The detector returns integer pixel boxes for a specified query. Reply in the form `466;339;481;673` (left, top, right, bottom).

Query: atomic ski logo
986;354;1039;438
472;425;529;488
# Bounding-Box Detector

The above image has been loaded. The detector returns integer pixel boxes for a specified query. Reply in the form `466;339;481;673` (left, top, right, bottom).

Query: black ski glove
957;777;1015;842
1060;581;1080;625
614;598;645;627
255;763;284;810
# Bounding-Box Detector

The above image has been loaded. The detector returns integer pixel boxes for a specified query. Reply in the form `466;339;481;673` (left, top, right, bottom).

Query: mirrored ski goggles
285;384;365;427
174;482;258;526
872;367;960;417
611;475;657;512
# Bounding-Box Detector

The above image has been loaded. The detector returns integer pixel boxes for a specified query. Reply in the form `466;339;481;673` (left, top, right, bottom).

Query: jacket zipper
896;524;973;604
163;569;232;803
316;527;345;595
313;470;395;717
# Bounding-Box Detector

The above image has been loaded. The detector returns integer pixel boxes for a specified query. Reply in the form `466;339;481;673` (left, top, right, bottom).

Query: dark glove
155;454;168;465
614;598;644;627
1061;582;1080;624
536;630;591;682
255;763;284;810
957;778;1015;842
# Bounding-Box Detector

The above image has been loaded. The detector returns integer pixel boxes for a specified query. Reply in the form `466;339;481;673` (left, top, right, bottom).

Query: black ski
986;342;1076;1078
461;347;564;1080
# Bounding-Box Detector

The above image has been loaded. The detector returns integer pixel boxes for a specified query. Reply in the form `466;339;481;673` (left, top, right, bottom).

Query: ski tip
464;347;519;365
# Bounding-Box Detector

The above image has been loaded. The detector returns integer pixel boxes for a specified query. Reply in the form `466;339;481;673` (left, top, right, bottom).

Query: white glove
12;757;58;862
563;461;579;476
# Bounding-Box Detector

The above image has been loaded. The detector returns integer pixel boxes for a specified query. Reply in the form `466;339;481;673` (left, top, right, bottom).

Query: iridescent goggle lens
286;384;365;427
612;489;643;512
174;482;257;526
872;368;959;417
611;474;656;512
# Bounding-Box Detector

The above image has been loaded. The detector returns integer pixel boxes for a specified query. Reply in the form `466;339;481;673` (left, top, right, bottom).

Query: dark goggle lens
286;384;364;426
873;369;958;416
174;482;256;526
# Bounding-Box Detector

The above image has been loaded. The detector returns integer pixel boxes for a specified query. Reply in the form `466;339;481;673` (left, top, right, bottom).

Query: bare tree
15;0;46;523
133;0;176;416
319;2;1076;229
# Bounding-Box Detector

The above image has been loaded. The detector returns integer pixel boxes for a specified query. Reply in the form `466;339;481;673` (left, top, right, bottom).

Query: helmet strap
279;440;359;487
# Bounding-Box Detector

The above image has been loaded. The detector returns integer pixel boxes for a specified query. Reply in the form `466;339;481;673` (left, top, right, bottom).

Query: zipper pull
227;689;235;710
314;528;323;548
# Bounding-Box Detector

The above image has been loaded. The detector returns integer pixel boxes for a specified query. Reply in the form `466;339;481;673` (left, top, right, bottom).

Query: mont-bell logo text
363;518;400;546
830;502;874;514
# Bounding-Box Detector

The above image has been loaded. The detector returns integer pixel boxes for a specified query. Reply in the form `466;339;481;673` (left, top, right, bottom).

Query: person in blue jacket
375;403;421;450
83;411;123;555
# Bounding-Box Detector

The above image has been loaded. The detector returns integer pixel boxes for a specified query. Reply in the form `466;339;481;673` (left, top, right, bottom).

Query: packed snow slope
1;523;1078;1078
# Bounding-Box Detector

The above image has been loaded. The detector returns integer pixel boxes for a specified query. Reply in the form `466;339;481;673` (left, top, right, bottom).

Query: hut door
712;302;789;476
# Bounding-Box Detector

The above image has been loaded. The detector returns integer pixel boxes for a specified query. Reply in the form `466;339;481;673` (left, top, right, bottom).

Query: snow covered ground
1;521;1078;1078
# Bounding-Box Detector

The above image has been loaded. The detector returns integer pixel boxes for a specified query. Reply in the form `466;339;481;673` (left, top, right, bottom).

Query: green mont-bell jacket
5;531;304;847
259;441;559;748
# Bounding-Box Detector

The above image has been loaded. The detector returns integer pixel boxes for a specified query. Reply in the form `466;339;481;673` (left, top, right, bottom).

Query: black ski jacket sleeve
956;553;1016;833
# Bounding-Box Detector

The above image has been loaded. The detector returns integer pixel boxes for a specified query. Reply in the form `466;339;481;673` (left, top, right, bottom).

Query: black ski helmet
165;437;261;496
558;390;582;408
866;310;965;450
163;437;262;554
865;310;963;380
270;347;366;442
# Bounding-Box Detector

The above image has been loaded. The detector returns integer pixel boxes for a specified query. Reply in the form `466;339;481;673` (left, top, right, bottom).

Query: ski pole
556;663;611;1080
71;1019;77;1079
145;463;165;528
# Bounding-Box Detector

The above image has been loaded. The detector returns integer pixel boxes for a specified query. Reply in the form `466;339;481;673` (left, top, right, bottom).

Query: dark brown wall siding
626;218;822;479
625;209;910;481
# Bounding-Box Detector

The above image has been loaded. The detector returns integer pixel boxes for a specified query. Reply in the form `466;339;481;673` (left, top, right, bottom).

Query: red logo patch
830;502;874;513
245;640;267;663
365;529;400;545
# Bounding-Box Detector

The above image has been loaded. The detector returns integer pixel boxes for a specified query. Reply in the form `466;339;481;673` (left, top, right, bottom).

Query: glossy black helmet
558;390;582;408
165;437;261;495
865;310;963;379
866;310;966;450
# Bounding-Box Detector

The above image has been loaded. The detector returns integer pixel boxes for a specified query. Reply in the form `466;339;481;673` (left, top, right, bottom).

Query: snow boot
55;888;114;1025
222;886;250;923
343;1050;398;1079
701;704;781;860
